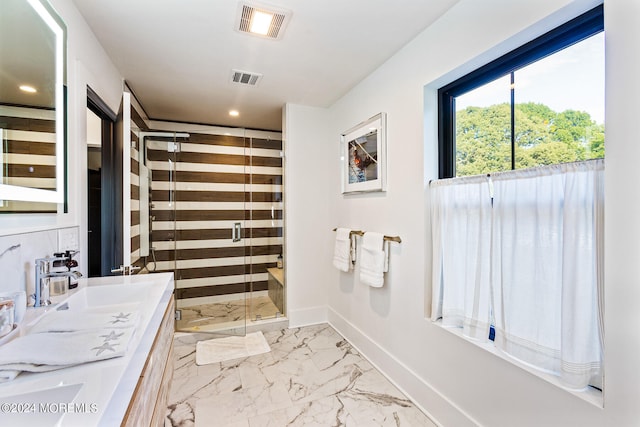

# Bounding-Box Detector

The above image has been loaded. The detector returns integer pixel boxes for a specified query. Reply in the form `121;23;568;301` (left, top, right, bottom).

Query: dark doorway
87;87;122;277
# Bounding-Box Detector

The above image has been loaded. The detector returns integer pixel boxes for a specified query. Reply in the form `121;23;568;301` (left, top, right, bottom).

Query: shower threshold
176;295;287;334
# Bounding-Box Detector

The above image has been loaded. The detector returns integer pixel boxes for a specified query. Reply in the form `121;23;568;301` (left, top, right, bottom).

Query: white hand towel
333;228;352;272
0;327;135;382
360;232;386;287
29;309;139;334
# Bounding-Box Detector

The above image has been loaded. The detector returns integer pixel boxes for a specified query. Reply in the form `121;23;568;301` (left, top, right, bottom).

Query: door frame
87;87;122;276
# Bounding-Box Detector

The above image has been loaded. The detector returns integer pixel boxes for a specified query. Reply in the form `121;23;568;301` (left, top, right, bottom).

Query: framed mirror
0;0;66;211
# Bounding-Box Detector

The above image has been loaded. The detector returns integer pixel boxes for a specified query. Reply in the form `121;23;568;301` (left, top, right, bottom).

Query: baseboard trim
327;307;480;427
288;305;327;328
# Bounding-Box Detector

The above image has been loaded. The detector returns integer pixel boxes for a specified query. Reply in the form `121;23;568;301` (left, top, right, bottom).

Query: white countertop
0;272;174;427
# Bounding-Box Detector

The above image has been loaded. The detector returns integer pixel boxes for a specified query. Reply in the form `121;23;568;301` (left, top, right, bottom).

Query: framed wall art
341;112;387;194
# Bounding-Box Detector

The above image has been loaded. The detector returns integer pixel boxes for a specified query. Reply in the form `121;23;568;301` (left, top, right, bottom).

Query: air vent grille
236;3;291;40
230;69;263;86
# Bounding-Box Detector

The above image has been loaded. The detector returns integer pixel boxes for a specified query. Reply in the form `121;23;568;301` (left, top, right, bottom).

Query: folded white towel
29;310;139;334
0;327;135;382
333;228;352;272
360;232;387;288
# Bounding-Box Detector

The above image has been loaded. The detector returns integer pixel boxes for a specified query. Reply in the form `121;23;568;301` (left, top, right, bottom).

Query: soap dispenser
50;253;68;296
65;250;80;289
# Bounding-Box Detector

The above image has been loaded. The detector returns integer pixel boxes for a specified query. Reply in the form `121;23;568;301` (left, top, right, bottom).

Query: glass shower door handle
232;222;242;242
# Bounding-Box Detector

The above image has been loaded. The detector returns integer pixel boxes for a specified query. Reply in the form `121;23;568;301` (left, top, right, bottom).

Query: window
431;5;605;393
438;5;604;178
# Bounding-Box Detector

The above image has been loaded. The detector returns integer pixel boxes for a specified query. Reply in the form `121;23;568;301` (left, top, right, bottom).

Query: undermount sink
55;282;156;312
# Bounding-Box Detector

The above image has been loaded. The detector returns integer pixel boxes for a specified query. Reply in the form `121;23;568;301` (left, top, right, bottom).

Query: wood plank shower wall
131;121;283;305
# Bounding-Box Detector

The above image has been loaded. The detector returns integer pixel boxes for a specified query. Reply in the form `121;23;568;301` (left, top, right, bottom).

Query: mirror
0;0;66;210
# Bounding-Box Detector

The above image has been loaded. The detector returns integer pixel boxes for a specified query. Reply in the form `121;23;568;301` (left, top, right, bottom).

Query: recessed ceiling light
229;110;239;117
19;85;37;93
236;2;291;40
250;10;273;35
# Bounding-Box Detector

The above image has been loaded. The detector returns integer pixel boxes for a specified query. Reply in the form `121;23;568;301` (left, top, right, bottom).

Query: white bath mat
195;331;270;365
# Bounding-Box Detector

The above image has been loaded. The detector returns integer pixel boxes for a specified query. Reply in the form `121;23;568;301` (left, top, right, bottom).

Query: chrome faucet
110;265;141;275
33;257;83;307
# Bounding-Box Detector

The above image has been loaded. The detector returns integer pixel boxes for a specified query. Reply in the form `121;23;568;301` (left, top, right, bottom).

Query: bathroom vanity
122;289;174;427
0;272;174;426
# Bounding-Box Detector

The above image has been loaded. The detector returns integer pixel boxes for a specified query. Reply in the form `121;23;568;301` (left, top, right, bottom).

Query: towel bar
332;228;402;243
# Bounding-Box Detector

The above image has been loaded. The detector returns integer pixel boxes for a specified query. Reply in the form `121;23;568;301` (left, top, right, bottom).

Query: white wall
283;104;334;326
0;0;123;277
53;0;124;276
601;0;640;424
285;0;640;425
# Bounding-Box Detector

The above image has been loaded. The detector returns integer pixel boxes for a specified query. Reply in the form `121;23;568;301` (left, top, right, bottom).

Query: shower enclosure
132;125;284;336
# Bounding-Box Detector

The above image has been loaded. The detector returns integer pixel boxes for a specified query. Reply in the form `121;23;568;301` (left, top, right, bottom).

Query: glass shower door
141;129;285;334
246;134;285;322
146;130;248;336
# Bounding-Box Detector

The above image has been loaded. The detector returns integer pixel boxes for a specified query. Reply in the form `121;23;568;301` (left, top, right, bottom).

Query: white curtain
431;160;603;390
430;175;492;341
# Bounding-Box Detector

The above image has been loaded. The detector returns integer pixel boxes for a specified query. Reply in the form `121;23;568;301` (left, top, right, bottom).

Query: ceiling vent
235;2;291;40
230;69;263;86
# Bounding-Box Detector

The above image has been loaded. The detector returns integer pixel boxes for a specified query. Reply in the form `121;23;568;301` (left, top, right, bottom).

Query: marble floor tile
177;296;280;333
248;395;355;427
196;381;293;426
166;324;437;427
